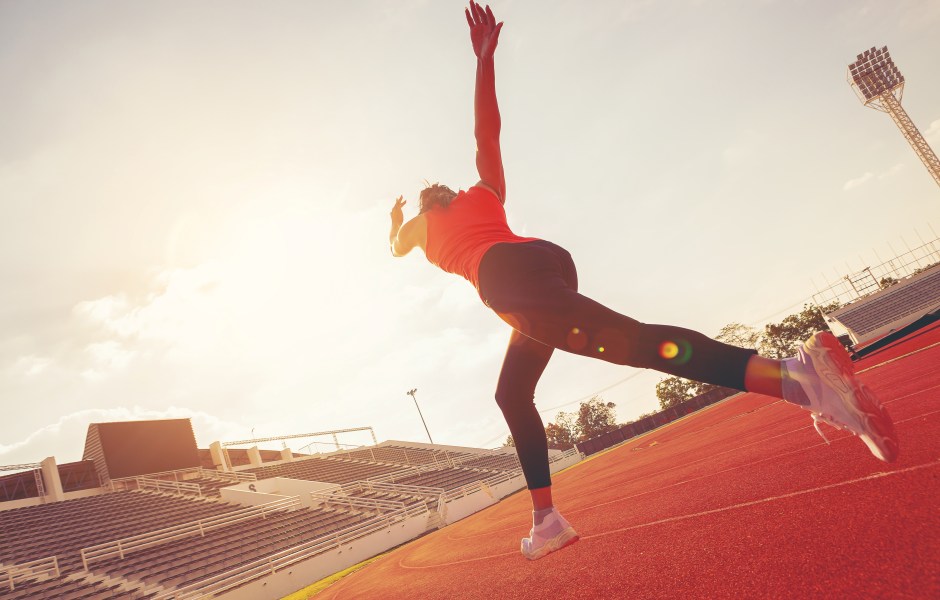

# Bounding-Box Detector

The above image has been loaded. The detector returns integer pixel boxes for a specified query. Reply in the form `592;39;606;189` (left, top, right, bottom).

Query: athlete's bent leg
494;329;554;492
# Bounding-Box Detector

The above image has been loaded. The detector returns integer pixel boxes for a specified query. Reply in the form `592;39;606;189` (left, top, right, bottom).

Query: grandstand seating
244;456;406;484
0;574;154;600
91;505;372;591
0;490;241;576
388;467;495;491
182;476;241;498
454;453;521;472
829;263;940;344
1;431;537;600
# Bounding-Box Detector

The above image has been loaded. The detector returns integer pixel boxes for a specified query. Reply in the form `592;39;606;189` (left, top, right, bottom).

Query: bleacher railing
80;496;301;571
812;236;940;307
309;490;407;514
109;467;257;495
449;447;522;472
152;500;430;599
197;467;257;482
135;477;203;498
1;555;59;591
343;480;444;499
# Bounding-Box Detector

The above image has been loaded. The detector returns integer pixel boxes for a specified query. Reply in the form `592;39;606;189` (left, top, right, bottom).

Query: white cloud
9;355;52;377
843;172;874;191
843;162;904;191
878;163;904;179
0;406;247;466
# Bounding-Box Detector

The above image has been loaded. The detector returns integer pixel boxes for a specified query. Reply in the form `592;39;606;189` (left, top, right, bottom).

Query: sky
2;0;939;467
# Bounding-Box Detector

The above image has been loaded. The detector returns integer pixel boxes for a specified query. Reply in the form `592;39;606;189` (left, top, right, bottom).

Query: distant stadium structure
813;236;940;347
848;46;940;188
0;418;580;599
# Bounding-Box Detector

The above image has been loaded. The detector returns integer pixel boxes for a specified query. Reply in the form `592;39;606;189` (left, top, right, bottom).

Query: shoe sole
521;527;580;561
807;332;899;463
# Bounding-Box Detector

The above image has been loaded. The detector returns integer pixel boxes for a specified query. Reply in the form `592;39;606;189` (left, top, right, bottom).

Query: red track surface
317;326;940;599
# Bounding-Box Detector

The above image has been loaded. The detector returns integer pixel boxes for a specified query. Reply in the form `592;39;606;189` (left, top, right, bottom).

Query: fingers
468;2;495;26
469;1;481;25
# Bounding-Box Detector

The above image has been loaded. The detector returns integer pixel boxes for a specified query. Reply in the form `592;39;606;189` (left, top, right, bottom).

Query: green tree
574;397;618;440
655;377;715;410
715;322;762;349
760;302;840;359
879;276;898;289
545;412;576;450
504;435;515;447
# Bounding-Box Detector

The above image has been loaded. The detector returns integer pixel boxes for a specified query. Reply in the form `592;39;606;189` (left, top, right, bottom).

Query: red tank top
425;186;538;290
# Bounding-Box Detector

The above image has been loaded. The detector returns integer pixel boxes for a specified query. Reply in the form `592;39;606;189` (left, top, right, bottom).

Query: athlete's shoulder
470;182;502;203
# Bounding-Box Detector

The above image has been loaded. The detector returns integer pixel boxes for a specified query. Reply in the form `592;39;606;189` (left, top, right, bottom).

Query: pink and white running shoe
520;508;580;560
783;331;899;462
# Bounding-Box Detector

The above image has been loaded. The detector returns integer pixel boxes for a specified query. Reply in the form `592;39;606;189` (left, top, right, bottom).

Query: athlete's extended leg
479;240;897;462
479;241;757;390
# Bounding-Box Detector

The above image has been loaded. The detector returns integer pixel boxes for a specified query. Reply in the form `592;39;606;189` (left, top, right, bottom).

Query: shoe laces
811;413;831;445
812;411;853;445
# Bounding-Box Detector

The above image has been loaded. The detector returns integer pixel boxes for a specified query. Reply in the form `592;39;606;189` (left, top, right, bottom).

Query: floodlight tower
848;46;940;188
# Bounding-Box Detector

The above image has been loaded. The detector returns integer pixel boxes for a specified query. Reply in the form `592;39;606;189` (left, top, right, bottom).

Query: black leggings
477;240;757;490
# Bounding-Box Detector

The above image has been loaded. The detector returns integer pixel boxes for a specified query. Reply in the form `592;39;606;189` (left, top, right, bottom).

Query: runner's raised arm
466;2;506;203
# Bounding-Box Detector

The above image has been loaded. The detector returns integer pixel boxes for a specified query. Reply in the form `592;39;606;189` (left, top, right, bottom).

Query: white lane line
401;459;940;570
580;458;940;542
858;340;940;374
574;405;940;517
447;406;940;540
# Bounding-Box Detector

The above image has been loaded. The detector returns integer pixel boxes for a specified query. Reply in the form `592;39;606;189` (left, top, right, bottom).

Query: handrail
347;480;445;498
1;556;59;591
153;502;429;599
365;465;421;484
196;468;257;482
550;447;581;463
309;491;406;513
136;477;203;498
80;496;301;571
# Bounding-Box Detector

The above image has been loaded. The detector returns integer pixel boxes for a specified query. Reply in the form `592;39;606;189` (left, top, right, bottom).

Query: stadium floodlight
406;388;434;444
848;46;940;188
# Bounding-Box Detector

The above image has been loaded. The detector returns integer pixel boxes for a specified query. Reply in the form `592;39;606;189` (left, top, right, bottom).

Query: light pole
406;388;434;444
848;46;940;188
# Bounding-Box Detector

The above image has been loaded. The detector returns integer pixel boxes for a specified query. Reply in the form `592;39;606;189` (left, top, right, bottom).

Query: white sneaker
520;508;579;560
783;332;899;462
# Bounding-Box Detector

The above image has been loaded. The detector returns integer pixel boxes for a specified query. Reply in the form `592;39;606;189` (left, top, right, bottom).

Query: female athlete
388;2;897;560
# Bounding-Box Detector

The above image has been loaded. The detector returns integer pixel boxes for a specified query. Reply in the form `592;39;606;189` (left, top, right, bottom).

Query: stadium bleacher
0;490;242;575
0;422;534;600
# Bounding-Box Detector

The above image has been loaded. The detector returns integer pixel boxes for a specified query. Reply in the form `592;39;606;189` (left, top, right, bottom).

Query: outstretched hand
465;2;503;59
390;196;406;227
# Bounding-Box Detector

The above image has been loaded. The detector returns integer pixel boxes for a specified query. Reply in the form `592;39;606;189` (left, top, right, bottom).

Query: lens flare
659;341;679;359
566;327;587;351
660;339;693;364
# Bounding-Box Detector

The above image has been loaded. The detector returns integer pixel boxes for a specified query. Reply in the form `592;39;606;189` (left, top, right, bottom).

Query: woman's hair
419;182;458;213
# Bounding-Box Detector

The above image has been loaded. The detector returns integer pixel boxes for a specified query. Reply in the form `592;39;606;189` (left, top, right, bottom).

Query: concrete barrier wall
441;490;496;525
549;453;581;474
217;511;429;600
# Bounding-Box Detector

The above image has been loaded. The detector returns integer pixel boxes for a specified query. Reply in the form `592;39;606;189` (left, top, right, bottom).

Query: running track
316;325;940;599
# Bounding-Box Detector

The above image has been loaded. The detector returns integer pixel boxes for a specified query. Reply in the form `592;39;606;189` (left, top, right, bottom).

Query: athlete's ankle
743;355;784;398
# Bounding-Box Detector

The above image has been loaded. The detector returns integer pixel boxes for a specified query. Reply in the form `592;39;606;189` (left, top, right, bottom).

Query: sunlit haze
2;0;939;464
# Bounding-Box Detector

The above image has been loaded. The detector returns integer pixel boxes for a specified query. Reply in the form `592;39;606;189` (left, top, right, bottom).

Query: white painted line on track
580;458;940;542
857;340;940;374
447;404;940;540
400;459;940;569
